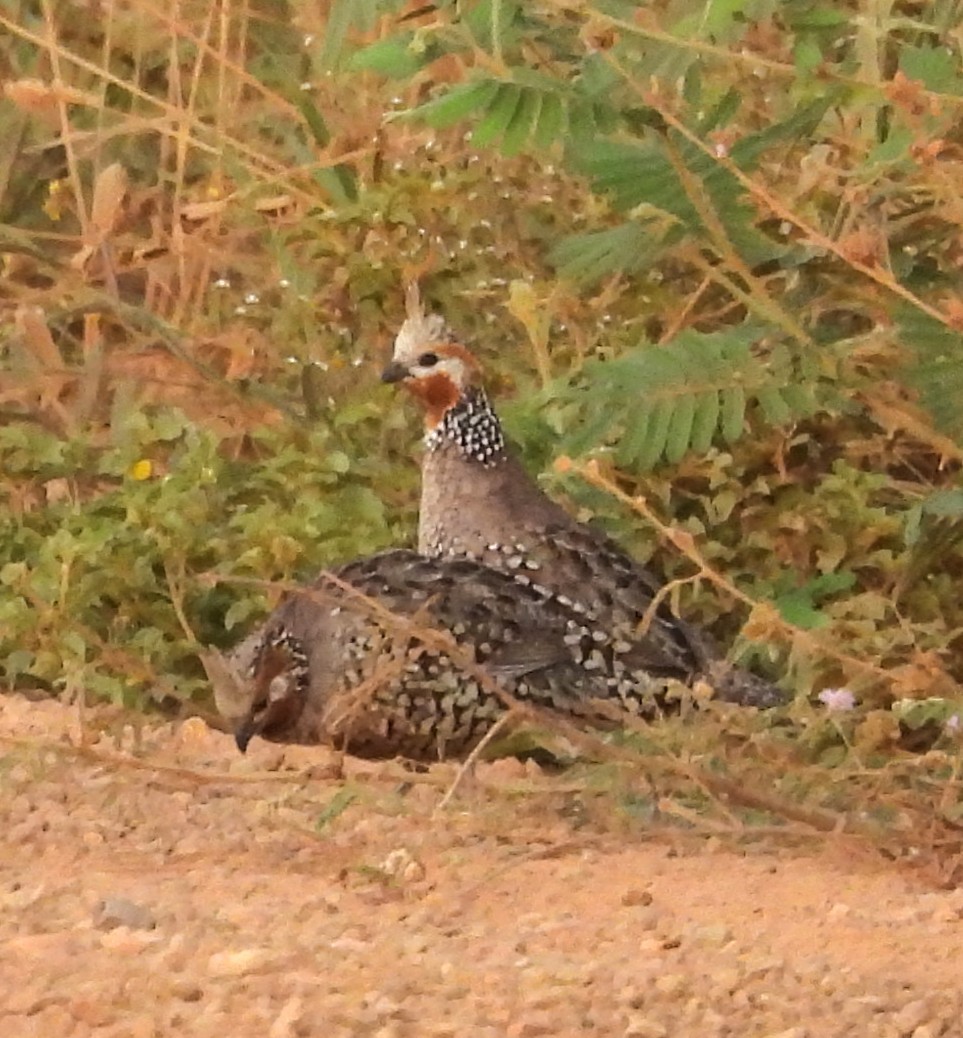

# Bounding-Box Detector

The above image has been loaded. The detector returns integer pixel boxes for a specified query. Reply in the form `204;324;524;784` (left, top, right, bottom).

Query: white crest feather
393;282;452;361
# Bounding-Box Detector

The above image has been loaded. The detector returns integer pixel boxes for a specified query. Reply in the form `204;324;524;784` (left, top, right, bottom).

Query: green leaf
689;391;721;455
808;571;856;596
899;43;963;93
566;98;599;149
471;83;523;147
313;166;359;204
501;87;541;155
575;140;697;217
550;223;659;283
756;386;792;425
921;488;963;519
464;0;522;53
411;79;502;129
904;503;924;548
793;37;823;73
564;402;623;457
348;37;426;78
720;385;747;443
297;97;332;148
665;392;697;464
62;630;88;659
568;96;832;277
318;0;357;70
1;562;27;586
315;787;358;830
637;397;675;469
898;305;963;444
615;407;652;468
325;451;351;474
780;383;819;416
544;324;820;467
892;697;962;731
775;590;829;629
787;5;849;29
532;91;566;150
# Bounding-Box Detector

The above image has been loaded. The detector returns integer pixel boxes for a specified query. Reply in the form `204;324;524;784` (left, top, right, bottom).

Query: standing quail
381;291;786;710
209;550;719;761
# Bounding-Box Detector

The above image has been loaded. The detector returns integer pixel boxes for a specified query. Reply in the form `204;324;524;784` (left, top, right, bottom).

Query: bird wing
484;635;572;678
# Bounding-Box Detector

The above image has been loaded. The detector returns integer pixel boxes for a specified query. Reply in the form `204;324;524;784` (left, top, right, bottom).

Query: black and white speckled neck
424;386;506;467
250;627;310;697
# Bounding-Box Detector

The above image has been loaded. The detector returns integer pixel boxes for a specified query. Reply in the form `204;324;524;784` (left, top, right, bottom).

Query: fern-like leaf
899;306;963;445
409;79;503;129
554;96;837;282
549;223;676;282
317;0;398;70
546;324;820;469
402;78;572;155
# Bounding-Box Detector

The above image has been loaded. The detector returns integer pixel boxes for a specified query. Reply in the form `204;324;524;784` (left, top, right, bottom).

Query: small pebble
623;1016;668;1037
654;974;686;997
207;948;275;977
92;897;156;932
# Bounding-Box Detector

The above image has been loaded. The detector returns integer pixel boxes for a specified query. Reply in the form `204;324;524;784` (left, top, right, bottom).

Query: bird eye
417;352;439;367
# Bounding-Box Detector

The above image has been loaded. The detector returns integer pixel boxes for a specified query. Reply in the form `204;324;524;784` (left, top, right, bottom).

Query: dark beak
232;683;300;754
234;714;258;754
381;360;410;384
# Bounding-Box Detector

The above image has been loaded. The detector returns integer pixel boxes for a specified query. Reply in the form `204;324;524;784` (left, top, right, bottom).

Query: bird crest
392;281;456;362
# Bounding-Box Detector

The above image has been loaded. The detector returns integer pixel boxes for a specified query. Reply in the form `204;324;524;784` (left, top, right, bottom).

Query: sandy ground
1;692;962;1038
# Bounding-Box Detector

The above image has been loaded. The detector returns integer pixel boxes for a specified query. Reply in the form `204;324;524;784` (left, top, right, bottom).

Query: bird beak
233;697;272;754
380;360;409;384
233;712;259;754
232;683;300;754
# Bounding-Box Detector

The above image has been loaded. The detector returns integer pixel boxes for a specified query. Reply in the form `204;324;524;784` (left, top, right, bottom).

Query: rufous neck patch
405;372;462;428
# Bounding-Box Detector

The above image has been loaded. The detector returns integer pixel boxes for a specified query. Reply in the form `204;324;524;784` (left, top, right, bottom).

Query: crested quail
209;550;717;761
381;292;786;710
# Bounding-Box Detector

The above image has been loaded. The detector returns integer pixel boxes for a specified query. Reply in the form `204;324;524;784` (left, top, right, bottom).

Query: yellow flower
43;179;65;221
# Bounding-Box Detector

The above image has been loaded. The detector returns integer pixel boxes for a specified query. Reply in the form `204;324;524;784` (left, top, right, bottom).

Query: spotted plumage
382;290;787;711
208;550;701;761
423;386;506;467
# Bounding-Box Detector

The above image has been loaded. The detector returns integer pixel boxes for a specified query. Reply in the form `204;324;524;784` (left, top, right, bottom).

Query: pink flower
818;688;856;713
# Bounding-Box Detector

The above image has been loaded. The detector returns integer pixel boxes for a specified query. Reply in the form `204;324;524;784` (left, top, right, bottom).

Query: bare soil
2;692;961;1038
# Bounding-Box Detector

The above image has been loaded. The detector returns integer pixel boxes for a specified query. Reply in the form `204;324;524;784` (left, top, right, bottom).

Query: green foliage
0;411;400;705
899;308;963;443
370;0;963;443
550;95;837;281
539;324;821;469
2;0;963;791
892;696;962;732
905;487;963;548
900;487;963;594
772;572;857;630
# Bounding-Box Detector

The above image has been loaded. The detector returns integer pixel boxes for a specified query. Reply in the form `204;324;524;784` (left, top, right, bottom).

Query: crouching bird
206;550;774;762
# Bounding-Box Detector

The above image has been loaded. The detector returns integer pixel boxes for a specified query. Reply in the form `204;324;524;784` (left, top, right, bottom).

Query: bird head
233;678;302;753
229;630;310;753
381;285;483;428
